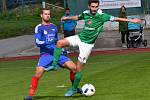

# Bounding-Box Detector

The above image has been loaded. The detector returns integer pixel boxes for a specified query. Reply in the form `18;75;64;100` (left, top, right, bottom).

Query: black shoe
24;96;32;100
77;88;83;94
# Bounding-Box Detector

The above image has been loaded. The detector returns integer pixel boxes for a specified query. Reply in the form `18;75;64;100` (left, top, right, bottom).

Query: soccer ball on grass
81;83;95;96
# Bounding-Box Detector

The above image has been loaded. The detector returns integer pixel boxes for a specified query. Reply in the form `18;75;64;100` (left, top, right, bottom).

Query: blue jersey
35;23;70;69
34;23;58;55
60;14;77;31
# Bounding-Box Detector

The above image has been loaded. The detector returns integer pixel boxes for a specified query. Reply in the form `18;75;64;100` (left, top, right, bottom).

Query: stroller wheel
133;42;138;48
127;43;131;48
133;44;137;48
143;40;147;47
127;41;132;48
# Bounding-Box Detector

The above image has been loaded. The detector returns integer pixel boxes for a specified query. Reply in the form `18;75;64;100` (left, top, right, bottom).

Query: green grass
0;52;150;100
0;16;40;39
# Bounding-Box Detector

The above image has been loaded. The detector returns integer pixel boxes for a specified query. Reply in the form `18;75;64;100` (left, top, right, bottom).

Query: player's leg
76;41;94;71
126;31;130;44
65;40;94;96
63;35;82;86
121;31;126;47
67;43;93;96
50;35;78;70
29;67;45;96
65;71;82;96
68;65;83;94
25;54;53;100
70;71;75;85
73;42;94;91
49;38;69;70
62;60;81;96
67;62;84;96
63;61;76;85
63;60;76;83
24;67;45;100
58;55;80;96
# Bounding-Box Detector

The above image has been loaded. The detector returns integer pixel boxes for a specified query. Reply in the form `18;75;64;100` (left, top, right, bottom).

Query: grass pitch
0;52;150;100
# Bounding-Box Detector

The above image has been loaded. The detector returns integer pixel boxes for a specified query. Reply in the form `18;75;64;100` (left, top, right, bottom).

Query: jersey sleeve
78;10;91;20
78;13;84;20
34;25;46;47
102;13;115;22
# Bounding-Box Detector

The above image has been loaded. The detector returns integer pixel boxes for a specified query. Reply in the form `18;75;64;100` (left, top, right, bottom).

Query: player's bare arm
60;25;64;34
61;15;78;21
114;17;141;23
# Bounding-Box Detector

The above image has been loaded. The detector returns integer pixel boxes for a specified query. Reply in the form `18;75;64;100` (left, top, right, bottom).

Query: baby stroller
127;19;147;48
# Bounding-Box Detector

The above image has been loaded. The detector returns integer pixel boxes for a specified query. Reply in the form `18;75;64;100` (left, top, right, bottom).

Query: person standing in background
118;5;129;48
60;8;77;54
61;7;77;38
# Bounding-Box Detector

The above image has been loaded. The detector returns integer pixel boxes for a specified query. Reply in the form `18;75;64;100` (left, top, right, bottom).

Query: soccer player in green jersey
48;0;141;96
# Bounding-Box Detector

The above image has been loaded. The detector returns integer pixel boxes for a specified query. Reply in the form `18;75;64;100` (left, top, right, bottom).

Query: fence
66;0;150;16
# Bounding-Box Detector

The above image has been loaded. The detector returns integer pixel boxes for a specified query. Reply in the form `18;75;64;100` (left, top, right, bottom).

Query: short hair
65;7;70;11
40;8;50;14
121;5;126;10
88;0;99;6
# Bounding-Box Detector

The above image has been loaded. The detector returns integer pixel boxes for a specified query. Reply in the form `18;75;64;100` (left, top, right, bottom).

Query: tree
2;0;7;14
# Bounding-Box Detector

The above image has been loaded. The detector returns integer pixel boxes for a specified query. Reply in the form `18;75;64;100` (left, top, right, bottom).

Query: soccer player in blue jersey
24;8;78;100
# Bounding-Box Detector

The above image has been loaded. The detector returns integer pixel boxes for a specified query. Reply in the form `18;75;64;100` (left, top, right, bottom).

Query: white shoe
122;44;126;48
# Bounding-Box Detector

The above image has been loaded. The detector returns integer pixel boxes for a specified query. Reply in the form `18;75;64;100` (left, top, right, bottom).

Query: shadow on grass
33;95;85;100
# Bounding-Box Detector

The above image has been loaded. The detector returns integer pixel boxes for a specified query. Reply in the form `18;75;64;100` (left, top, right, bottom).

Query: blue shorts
37;54;70;69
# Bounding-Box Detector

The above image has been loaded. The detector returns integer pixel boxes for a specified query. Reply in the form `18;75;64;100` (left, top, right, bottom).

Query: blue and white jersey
34;23;58;55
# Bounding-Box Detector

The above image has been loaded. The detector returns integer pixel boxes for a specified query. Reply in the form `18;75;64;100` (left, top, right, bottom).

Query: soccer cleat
77;88;83;94
24;96;32;100
45;64;60;71
65;88;77;97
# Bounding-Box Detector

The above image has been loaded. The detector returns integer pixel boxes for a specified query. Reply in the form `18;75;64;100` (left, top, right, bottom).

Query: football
81;83;95;96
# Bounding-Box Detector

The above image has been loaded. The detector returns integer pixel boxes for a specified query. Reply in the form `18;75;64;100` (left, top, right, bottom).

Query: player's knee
69;65;76;71
57;39;69;48
35;72;43;78
57;40;64;47
35;67;44;78
78;56;87;64
71;67;77;73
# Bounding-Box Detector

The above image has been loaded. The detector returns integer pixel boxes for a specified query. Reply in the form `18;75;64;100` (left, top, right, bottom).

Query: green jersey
78;10;115;44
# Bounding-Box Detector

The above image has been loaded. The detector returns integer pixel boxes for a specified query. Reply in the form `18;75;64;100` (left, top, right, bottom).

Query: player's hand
130;19;141;23
61;17;68;21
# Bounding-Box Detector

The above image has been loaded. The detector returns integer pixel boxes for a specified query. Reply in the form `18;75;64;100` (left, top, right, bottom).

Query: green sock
52;47;62;66
72;72;82;90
